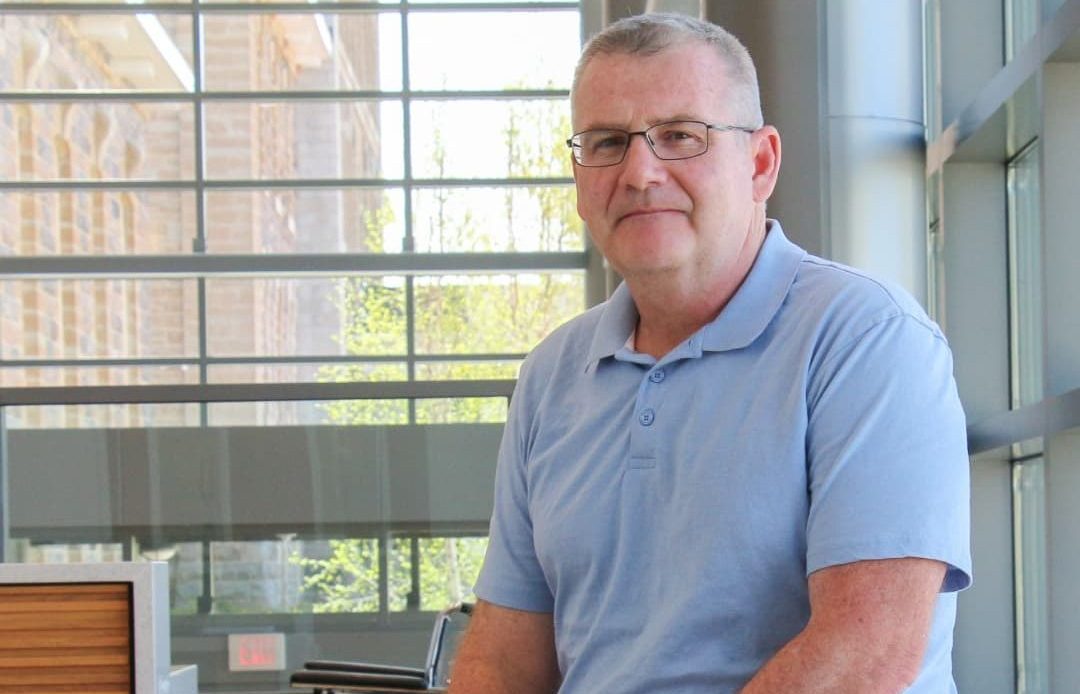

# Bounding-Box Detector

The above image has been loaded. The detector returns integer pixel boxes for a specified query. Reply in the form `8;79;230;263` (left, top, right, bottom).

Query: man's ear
750;125;782;204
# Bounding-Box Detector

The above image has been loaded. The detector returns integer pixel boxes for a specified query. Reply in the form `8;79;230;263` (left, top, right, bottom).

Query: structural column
823;0;927;303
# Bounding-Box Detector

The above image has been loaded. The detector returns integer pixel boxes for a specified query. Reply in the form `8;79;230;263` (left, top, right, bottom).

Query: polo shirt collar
699;219;805;352
584;220;805;368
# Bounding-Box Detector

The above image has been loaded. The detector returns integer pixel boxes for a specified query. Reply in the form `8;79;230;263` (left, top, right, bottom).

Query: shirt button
638;408;656;426
649;369;666;383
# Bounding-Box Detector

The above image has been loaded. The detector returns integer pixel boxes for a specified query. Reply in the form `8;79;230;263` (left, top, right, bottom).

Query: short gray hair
571;13;763;128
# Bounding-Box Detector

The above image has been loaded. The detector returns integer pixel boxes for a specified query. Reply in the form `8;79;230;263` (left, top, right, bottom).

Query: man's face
571;42;768;283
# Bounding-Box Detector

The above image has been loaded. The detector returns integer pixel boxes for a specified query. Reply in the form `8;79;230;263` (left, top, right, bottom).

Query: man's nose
618;132;667;190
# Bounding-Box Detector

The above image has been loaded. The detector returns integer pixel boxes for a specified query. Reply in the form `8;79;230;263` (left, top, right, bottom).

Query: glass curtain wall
0;1;583;690
925;0;1065;690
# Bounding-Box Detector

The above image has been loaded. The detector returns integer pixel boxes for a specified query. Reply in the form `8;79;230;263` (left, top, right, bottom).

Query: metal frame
0;380;515;406
0;1;583;628
0;2;579;13
926;0;1080;174
0;2;586;393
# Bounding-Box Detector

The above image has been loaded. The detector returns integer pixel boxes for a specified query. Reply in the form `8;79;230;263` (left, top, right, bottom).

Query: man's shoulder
789;252;941;339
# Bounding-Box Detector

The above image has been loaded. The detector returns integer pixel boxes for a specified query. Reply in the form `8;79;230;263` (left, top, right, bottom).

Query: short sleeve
473;359;556;612
805;313;972;592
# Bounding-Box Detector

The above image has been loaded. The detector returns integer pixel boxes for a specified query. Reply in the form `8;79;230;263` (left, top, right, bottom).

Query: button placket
628;365;670;469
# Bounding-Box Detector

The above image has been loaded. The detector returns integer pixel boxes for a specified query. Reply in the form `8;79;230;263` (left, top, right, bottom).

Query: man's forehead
571;45;732;128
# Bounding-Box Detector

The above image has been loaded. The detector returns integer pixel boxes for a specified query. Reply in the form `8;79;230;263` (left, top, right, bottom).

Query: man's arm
741;557;946;694
448;599;561;694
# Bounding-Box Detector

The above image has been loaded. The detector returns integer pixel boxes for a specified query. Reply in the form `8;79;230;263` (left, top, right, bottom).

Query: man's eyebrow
576;114;706;131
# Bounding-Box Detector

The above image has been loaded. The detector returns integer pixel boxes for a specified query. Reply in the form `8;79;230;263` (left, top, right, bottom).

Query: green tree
295;95;580;613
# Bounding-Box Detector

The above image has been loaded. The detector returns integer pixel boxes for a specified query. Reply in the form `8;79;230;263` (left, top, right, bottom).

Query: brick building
0;12;382;427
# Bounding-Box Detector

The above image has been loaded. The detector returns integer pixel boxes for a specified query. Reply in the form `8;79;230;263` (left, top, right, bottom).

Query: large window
925;0;1080;690
0;1;583;690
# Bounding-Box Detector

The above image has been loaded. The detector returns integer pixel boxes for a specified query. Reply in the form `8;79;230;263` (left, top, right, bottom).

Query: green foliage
299;94;579;614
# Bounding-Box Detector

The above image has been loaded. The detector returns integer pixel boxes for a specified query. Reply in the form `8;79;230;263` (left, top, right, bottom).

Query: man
450;13;971;694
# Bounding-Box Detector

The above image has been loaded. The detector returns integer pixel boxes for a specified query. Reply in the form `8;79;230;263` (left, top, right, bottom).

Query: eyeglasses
565;120;757;167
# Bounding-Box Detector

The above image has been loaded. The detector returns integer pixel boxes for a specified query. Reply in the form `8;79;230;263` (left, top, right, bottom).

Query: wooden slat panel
0;582;131;691
0;596;130;612
0;664;129;684
0;688;128;694
0;630;129;649
0;609;130;631
0;648;130;668
0;584;128;597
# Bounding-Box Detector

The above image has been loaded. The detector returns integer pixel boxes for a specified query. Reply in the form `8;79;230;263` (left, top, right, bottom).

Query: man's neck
627;219;768;360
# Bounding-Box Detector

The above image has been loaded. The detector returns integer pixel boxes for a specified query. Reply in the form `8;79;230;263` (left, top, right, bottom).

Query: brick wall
2;13;382;427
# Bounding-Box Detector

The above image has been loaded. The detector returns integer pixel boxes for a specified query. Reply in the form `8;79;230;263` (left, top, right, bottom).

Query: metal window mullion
378;532;390;620
0;353;526;369
0;407;8;562
0;252;588;278
401;4;419;423
193;0;211;424
0;90;569;102
0;1;578;12
0;177;574;191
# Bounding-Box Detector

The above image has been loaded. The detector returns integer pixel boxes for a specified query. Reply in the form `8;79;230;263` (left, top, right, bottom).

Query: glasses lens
648;121;708;160
575;130;629;166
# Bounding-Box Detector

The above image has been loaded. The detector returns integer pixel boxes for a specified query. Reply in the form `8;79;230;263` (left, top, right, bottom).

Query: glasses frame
565;120;758;167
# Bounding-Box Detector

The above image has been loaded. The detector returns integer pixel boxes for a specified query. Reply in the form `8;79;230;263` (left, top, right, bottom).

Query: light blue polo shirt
475;221;972;693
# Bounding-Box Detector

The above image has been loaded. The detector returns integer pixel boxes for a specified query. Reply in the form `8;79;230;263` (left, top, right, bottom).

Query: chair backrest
425;602;474;689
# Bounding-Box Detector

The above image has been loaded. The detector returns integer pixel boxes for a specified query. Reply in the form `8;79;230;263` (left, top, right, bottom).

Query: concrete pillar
823;0;927;303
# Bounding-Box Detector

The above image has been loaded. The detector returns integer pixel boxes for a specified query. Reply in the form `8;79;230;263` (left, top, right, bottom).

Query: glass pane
207;397;410;426
1006;0;1040;60
3;411;503;690
0;14;193;91
413;272;584;354
1007;77;1039;158
211;539;311;614
203;13;401;92
1007;145;1043;412
1;102;194;181
205;188;405;253
204;276;407;358
388;536;488;612
0;0;187;3
0;190;196;256
414;360;522;380
208;361;407;384
410;99;571;179
408;12;577;90
202;0;400;3
0;365;199;389
294;538;390;613
1013;457;1049;692
12;542;125;564
0;279;199;360
922;0;940;138
412;185;583;252
203;100;402;180
4;403;201;429
415;397;508;424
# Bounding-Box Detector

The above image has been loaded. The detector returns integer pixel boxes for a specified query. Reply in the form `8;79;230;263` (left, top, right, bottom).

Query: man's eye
592;134;627;150
657;127;700;143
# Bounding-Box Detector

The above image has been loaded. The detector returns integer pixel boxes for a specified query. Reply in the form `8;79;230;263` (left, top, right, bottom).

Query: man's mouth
617;208;683;224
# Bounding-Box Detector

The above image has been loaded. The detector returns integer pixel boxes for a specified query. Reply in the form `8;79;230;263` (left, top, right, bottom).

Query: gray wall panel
1043;63;1080;398
953;455;1016;694
941;162;1010;422
707;0;825;256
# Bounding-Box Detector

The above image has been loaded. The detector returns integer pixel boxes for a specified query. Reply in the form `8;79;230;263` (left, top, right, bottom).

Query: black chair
290;602;473;693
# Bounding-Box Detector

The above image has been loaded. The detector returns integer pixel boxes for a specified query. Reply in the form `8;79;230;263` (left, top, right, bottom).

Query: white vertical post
823;0;927;304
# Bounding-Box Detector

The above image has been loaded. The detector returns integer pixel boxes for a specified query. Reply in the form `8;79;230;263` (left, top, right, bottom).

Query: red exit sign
228;633;286;671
